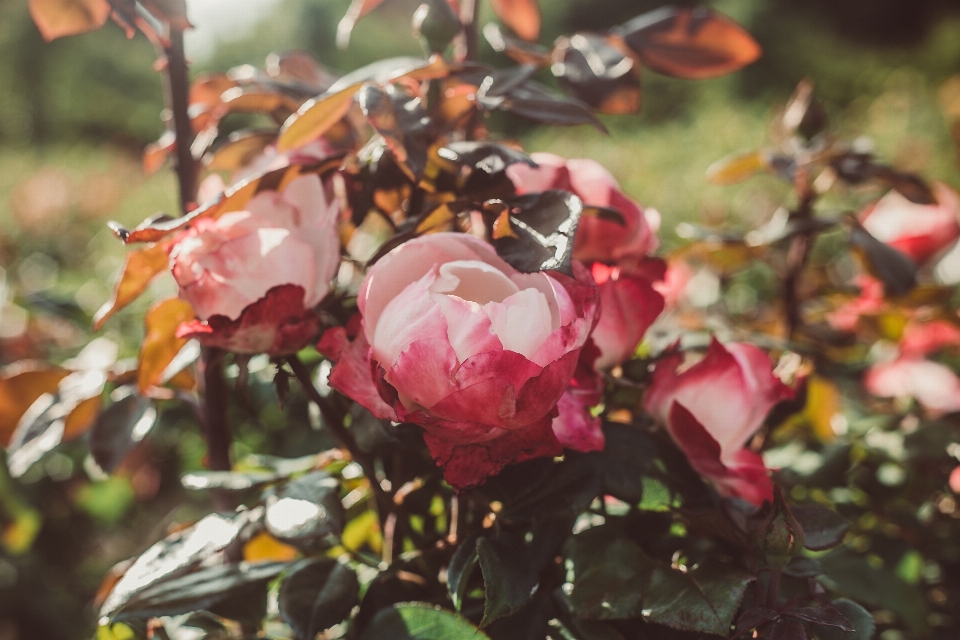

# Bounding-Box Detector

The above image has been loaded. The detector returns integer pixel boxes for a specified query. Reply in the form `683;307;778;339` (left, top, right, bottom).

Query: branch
782;184;817;339
163;26;198;214
458;0;480;63
286;355;391;517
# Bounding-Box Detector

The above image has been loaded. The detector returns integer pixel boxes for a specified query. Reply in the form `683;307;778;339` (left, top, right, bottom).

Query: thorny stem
782;185;818;340
459;0;480;63
285;356;392;521
163;26;198;215
159;24;233;505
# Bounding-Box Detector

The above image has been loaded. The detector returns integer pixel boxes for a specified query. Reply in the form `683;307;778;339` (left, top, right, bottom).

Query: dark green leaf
484;190;583;275
642;561;753;635
782;556;822;578
265;471;345;552
181;470;281;492
437;141;537;175
357;83;431;181
598;422;659;504
733;607;780;637
551;33;641;115
816;599;875;640
792;505;849;551
279;558;359;640
477;536;539;627
563;619;628;640
447;534;480;611
100;511;255;618
769;618;807;640
90;389;157;474
819;548;927;635
848;222;917;296
566;531;653;619
498;452;602;519
113;561;288;621
483;23;552;66
785;605;853;631
359;603;490;640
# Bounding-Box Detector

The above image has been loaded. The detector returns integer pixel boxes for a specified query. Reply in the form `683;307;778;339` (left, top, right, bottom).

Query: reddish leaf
489;0;541;42
29;0;110;41
266;51;339;92
93;241;172;330
0;363;69;447
483;23;551;66
616;7;761;80
138;298;196;394
176;285;322;356
138;0;191;30
143;130;176;176
203;130;276;171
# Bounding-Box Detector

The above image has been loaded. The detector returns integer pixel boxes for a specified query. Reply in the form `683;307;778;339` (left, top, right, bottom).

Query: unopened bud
758;487;805;566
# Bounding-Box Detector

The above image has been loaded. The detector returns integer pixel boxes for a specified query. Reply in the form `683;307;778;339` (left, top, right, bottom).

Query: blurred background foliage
2;0;960;637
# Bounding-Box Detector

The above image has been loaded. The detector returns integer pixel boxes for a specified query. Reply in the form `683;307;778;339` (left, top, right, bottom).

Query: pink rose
590;262;665;369
319;232;600;488
644;339;793;505
506;152;658;268
898;318;960;358
864;357;960;417
171;174;340;355
860;181;960;264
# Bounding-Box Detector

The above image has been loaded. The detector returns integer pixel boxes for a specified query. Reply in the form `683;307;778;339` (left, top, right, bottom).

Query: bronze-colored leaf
138;299;196;394
615;7;761;80
29;0;110;41
6;369;106;477
706;150;768;185
483;23;551;66
143;131;176;176
94;242;173;330
203;130;277;171
489;0;541;42
139;0;191;30
218;86;302;116
551;33;641;115
0;363;69;448
278;56;448;153
478;79;607;131
871;166;938;206
266;51;339;93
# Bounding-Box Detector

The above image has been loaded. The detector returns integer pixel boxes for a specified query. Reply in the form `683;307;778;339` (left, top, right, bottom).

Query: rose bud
590;263;665;369
860;181;960;265
318;232;600;489
506;152;658;269
644;339;793;506
172;174;340;355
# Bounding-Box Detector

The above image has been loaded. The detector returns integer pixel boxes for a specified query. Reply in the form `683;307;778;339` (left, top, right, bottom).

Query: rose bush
645;339;793;505
171;173;340;355
319;232;600;488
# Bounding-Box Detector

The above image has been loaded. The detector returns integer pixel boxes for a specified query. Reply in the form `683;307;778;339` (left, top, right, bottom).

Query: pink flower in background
590;263;665;369
319;232;600;489
864;357;960;417
171;174;340;355
644;339;793;505
507;152;659;269
826;275;885;333
898;318;960;357
860;181;960;264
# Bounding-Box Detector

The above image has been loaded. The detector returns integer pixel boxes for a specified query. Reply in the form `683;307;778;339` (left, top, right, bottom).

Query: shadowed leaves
359;604;490;640
279;558;360;640
90;390;157;474
551;34;642;115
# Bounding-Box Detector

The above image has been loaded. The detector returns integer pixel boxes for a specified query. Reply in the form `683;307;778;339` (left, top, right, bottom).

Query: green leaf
566;530;654;619
359;603;490;640
792;505;849;551
819;548;926;635
447;534;479;611
279;558;359;640
477;536;539;628
642;561;753;635
816;599;875;640
112;561;289;621
264;471;345;552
